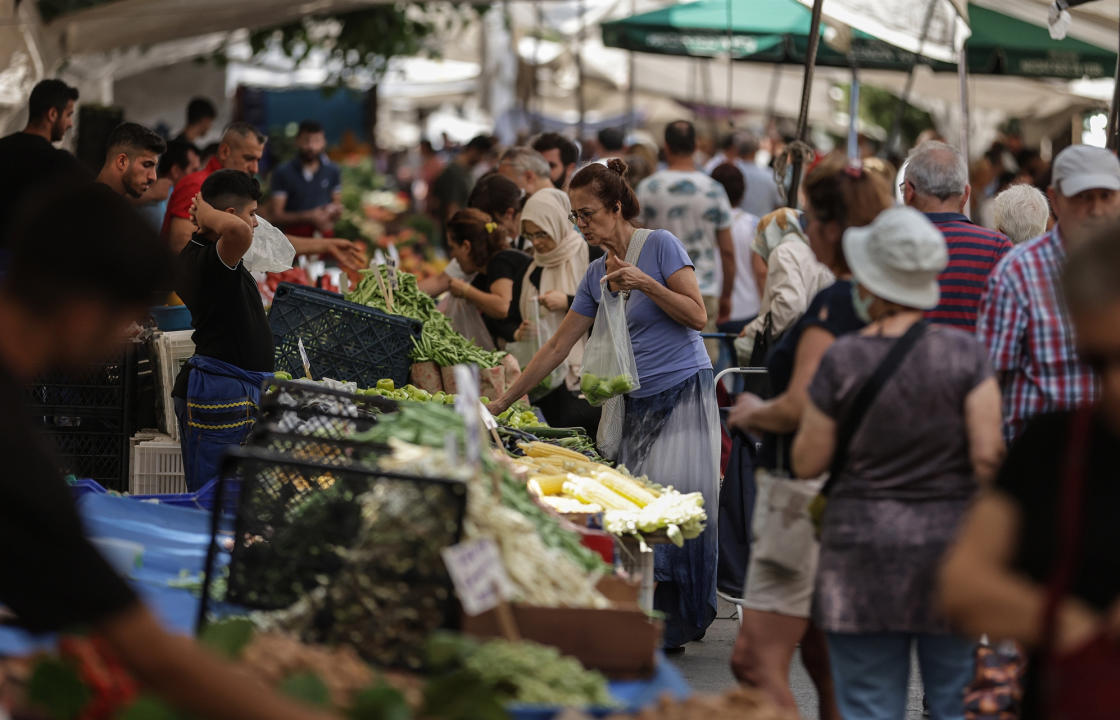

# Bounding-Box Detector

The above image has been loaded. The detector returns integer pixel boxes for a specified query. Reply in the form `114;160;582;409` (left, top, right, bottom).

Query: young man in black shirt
0;79;89;241
95;122;167;199
0;183;333;720
172;170;274;491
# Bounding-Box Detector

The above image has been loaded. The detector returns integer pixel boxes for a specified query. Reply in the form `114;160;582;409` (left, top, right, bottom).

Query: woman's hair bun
606;158;629;177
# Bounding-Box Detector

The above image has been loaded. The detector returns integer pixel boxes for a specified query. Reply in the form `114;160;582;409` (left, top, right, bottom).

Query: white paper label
297;337;312;379
440;538;514;616
453;364;481;465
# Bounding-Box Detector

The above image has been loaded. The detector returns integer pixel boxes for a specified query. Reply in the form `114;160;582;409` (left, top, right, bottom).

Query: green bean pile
346;267;504;368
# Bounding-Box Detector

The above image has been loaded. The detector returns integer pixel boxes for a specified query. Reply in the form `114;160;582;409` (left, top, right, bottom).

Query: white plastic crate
129;434;186;495
153;331;195;441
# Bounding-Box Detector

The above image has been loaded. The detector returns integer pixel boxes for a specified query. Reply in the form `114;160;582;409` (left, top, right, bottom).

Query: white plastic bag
580;276;640;406
507;298;567;399
439;294;496;351
242;216;296;274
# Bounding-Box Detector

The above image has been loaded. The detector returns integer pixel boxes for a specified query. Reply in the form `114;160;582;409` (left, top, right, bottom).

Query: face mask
851;283;874;325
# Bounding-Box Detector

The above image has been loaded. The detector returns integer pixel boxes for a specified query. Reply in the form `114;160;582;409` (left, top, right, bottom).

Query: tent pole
1108;19;1120;151
786;0;824;209
882;0;938;158
848;65;861;162
726;0;734;126
958;44;972;217
627;0;636;134
576;0;586;139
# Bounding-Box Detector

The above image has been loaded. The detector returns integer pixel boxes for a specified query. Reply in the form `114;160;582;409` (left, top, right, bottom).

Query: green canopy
600;0;929;72
965;4;1115;79
601;0;1118;80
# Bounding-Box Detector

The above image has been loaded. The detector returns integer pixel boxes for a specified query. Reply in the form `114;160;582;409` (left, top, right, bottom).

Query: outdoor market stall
4;262;768;719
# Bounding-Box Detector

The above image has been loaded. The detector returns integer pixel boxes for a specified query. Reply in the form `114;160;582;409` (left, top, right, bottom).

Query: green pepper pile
347;267;505;368
579;373;636;405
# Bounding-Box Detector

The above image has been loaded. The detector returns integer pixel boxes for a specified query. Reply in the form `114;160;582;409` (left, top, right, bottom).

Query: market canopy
601;0;1119;79
600;0;941;71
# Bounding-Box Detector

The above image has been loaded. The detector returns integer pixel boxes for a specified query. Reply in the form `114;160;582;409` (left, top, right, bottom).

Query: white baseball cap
843;207;948;310
1052;144;1120;197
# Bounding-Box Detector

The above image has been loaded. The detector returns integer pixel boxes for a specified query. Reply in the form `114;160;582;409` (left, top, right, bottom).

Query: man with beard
265;121;342;236
978;144;1120;442
0;79;88;243
531;132;579;190
95;122;166;199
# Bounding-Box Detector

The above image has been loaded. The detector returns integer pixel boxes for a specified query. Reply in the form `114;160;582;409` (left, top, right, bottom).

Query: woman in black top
726;155;893;720
444;208;530;346
941;225;1120;720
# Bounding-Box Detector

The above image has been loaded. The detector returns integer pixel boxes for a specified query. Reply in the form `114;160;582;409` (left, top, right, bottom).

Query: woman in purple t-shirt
489;159;720;650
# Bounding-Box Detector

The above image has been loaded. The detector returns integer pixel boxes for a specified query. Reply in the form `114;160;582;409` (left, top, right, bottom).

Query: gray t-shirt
809;325;992;502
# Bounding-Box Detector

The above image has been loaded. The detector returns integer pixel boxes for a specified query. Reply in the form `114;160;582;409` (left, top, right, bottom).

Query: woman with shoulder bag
940;223;1120;720
733;207;834;369
727;155;892;719
791;206;1004;720
488;159;719;650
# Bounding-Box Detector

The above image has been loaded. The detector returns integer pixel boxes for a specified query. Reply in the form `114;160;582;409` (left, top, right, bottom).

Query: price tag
479;402;498;431
372;249;386;267
297;338;313;380
387;257;399;291
440;538;514;616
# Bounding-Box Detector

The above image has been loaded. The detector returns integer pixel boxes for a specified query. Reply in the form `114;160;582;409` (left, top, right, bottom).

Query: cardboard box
461;579;661;679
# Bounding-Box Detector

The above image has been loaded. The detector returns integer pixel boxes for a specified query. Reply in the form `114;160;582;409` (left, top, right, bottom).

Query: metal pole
848;65;861;162
726;0;734;125
882;0;939;157
1108;19;1120;151
533;0;543;135
576;0;586;138
787;0;825;209
627;0;636;133
958;43;972;218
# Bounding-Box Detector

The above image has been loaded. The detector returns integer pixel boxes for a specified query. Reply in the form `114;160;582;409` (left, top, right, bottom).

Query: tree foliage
243;3;479;87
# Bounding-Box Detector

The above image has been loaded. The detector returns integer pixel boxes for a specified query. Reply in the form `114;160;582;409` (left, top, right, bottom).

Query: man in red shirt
162;122;365;270
902;140;1013;333
162;122;263;253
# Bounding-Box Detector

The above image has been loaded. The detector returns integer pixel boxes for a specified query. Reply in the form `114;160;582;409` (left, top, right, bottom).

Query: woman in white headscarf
734;208;834;367
510;188;602;433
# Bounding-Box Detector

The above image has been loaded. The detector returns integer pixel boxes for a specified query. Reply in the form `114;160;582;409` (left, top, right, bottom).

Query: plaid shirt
976;227;1098;442
925;212;1012;333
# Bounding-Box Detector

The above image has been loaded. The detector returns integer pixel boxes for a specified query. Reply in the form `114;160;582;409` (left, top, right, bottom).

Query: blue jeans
827;632;975;720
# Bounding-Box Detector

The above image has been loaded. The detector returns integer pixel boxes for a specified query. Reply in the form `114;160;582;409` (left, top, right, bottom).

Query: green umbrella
601;0;1118;79
965;4;1116;79
600;0;931;71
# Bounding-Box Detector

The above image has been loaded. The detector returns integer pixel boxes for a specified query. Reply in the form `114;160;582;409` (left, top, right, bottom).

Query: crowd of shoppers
9;69;1120;720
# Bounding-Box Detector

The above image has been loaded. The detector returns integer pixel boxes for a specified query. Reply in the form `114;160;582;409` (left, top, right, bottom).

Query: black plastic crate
27;345;137;414
42;416;130;491
206;446;466;669
253;378;397;441
268;283;421;389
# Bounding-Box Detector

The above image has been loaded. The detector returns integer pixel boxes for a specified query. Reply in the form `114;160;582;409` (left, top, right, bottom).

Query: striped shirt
925;212;1013;333
976;227;1098;442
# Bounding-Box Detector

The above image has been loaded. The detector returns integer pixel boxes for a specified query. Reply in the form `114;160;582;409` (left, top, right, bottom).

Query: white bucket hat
842;206;948;310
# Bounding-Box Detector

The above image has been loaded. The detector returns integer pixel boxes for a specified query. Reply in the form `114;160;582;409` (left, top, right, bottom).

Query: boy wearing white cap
977;144;1120;442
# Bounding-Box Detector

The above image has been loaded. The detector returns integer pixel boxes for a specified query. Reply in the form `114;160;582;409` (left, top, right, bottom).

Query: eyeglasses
522;229;552;243
568;207;603;226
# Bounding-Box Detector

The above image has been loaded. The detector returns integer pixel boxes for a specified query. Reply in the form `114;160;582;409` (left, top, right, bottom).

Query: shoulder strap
626;228;654;265
823;320;929;495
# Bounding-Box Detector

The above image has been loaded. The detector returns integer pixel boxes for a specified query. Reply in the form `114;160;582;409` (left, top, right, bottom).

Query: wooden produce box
461;576;662;679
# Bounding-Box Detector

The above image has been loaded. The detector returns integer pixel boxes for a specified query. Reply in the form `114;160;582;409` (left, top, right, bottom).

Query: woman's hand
449;278;470;299
728;393;765;432
514;320;532;342
603;260;651;294
539;290;568;312
189;194;218;233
